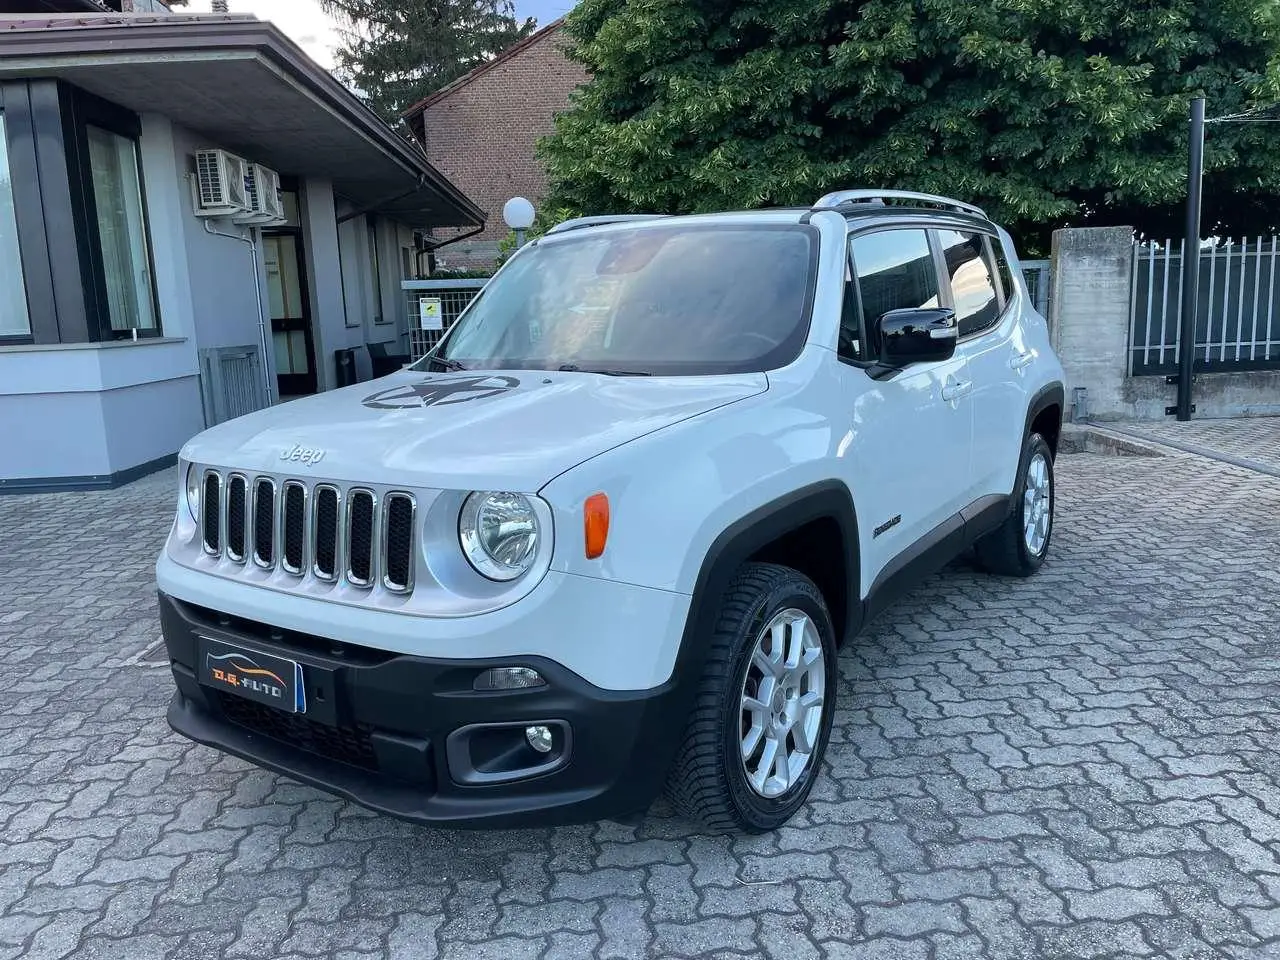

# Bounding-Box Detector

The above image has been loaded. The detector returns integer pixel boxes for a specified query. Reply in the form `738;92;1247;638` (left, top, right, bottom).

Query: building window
86;124;158;337
0;112;30;339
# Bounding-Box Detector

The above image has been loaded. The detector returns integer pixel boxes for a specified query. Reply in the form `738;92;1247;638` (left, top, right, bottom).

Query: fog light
525;725;554;754
474;666;545;691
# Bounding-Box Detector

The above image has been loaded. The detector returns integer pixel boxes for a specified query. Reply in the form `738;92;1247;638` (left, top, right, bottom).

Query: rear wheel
664;563;837;833
975;432;1055;577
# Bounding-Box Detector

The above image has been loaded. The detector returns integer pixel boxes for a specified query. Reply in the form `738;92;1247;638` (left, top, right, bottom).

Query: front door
837;226;975;594
264;220;317;397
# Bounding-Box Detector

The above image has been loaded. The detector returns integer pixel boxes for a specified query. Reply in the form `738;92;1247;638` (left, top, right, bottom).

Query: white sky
184;0;342;69
182;0;577;72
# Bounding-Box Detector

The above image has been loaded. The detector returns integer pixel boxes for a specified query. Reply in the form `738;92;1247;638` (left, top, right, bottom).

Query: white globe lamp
503;196;536;247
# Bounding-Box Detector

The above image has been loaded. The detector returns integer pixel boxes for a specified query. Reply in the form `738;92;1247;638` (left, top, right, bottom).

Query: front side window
87;125;158;336
0;112;31;339
850;228;940;332
936;230;999;337
423;224;817;376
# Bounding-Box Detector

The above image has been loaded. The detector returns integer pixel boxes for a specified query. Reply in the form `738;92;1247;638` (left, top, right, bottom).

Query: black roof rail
544;214;672;235
811;189;987;218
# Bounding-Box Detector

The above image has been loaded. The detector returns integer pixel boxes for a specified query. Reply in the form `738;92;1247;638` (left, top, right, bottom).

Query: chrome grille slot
347;490;376;587
201;471;221;555
382;493;415;593
312;485;340;581
281;481;307;575
253;478;276;567
226;475;247;562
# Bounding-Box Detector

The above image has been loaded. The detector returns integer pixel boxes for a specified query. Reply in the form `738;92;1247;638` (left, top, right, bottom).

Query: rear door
835;227;975;592
939;229;1026;500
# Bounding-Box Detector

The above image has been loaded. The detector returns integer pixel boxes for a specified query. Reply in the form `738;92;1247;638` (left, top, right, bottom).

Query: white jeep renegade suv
157;190;1065;833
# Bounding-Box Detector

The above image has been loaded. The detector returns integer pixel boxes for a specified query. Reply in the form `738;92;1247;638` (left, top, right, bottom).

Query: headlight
185;463;201;520
459;491;539;581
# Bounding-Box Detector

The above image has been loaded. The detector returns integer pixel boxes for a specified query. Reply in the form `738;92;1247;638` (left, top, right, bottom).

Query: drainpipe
203;219;275;406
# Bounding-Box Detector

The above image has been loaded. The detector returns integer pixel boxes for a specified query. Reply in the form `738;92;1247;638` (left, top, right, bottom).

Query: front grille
282;482;306;574
197;470;415;595
383;493;415;592
216;691;378;771
226;475;247;562
201;473;221;554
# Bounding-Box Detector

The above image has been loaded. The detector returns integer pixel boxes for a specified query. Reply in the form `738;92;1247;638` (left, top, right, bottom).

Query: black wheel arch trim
681;481;862;653
1025;381;1065;447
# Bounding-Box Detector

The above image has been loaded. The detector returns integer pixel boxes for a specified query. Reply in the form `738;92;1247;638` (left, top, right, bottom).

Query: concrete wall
1050;226;1280;420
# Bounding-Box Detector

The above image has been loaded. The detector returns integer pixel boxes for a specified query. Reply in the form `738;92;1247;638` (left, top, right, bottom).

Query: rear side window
936;230;999;337
850;229;940;331
991;236;1018;304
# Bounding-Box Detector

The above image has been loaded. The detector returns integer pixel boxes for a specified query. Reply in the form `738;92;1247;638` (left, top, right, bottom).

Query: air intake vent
201;472;221;555
282;481;306;574
347;490;375;587
383;493;415;592
253;479;275;567
226;475;247;562
313;485;340;581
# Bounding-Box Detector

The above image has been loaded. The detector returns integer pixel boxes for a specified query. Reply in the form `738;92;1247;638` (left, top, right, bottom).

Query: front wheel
664;563;837;833
975;432;1055;577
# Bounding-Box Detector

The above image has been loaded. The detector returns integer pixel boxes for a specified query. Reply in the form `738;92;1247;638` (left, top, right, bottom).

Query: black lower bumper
159;592;688;828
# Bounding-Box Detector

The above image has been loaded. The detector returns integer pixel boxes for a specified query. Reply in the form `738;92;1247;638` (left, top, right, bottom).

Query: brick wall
415;24;587;270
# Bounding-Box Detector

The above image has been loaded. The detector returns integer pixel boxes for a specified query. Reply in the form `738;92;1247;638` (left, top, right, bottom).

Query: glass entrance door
263;226;317;396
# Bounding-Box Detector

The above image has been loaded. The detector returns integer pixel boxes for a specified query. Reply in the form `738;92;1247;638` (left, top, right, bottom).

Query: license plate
200;637;306;714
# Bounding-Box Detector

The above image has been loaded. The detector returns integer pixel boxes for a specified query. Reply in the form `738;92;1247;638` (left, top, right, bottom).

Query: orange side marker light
584;493;610;559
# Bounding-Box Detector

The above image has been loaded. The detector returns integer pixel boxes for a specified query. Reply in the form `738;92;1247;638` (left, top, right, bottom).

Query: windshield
418;223;817;376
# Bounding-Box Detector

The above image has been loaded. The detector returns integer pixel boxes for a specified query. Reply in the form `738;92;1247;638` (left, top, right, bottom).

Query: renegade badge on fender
157;190;1065;833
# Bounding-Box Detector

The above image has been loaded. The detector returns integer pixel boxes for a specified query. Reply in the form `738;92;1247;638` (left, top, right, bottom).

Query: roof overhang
0;13;485;229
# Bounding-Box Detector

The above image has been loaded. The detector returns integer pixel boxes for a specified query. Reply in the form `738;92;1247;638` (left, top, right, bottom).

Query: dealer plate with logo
200;637;306;714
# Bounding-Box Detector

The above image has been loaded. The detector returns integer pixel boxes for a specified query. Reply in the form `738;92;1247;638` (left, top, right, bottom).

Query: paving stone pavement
1114;415;1280;474
3;447;1280;960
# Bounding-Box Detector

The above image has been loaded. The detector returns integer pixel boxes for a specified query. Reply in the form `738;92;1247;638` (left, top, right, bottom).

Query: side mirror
876;307;958;367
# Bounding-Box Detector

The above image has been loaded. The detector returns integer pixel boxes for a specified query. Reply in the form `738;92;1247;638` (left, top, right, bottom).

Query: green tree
541;0;1280;251
320;0;536;122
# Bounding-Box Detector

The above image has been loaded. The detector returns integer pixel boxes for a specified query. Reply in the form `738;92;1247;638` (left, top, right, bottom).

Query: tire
974;431;1055;577
664;562;838;833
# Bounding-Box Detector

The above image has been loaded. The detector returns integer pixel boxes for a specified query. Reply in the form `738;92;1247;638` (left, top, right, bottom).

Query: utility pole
1174;97;1205;421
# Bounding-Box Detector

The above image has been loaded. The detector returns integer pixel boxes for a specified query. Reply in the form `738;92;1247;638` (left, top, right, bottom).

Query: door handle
1010;350;1035;370
941;379;972;402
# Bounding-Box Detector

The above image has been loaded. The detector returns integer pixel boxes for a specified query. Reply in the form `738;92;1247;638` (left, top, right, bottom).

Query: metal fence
402;278;487;361
1130;237;1280;376
199;345;269;427
1021;260;1051;318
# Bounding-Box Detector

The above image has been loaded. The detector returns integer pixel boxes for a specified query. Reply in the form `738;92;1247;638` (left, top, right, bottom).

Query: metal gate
1021;260;1051;317
199;345;269;427
1130;237;1280;376
402;278;487;361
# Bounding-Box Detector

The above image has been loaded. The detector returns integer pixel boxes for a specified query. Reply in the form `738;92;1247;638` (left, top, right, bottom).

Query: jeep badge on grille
280;444;325;466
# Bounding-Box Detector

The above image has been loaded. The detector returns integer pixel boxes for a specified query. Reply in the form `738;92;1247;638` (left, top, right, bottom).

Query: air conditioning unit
193;149;251;218
236;163;286;225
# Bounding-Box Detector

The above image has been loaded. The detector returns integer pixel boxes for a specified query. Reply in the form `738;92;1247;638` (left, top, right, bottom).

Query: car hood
182;368;769;490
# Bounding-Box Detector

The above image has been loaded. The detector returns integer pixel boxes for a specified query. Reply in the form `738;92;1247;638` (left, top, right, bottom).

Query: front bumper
159;593;690;828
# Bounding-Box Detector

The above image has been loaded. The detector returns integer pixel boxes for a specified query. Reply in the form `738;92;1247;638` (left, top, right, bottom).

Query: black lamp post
1175;97;1205;421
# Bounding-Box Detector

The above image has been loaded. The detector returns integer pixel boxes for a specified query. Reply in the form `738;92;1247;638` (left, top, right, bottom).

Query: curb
1059;423;1170;458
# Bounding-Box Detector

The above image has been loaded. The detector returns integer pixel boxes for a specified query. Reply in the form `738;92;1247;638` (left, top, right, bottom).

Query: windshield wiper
427;355;468;372
557;363;651;377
